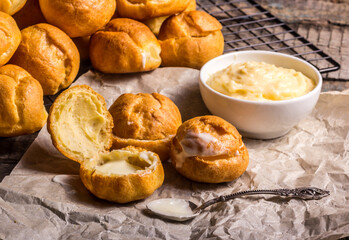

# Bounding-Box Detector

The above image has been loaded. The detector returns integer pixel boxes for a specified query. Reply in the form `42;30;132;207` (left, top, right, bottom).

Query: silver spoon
146;187;330;222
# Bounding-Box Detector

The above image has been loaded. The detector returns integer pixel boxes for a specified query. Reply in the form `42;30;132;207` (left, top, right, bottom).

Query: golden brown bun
12;0;46;29
117;0;190;20
80;146;164;203
10;23;80;95
170;115;249;183
158;10;224;69
48;85;114;164
0;12;21;67
39;0;116;37
0;64;47;137
89;18;161;74
109;93;182;161
143;0;196;36
0;0;27;15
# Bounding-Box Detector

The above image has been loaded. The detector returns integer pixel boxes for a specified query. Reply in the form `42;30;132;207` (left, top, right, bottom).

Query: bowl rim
199;50;323;106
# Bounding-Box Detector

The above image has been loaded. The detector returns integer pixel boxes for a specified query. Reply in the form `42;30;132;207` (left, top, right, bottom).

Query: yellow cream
206;61;316;101
96;150;154;175
96;160;143;175
56;92;107;159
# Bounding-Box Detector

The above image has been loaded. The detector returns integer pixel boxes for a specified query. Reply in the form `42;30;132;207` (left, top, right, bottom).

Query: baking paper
0;68;348;240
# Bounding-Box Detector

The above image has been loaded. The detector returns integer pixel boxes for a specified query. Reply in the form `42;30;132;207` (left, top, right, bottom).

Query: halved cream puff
48;85;164;203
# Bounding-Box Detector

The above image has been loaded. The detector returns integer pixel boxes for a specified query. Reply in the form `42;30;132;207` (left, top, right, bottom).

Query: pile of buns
48;85;249;203
1;0;245;204
0;0;224;137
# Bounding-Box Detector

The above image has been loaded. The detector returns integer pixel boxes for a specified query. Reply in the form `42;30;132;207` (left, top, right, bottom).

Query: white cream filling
56;92;106;160
174;131;229;169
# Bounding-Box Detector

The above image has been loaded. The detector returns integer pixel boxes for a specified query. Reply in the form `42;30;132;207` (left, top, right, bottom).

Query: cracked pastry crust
0;12;21;67
143;0;196;36
109;93;182;161
9;23;80;95
0;64;47;137
170;115;249;183
89;18;161;74
39;0;116;38
158;10;224;69
116;0;191;21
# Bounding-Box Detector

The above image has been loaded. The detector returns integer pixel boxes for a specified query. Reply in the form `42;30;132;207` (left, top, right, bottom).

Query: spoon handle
194;187;330;212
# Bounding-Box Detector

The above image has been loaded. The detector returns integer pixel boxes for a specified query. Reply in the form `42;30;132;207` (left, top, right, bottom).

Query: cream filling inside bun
174;131;230;168
55;92;107;160
95;149;157;175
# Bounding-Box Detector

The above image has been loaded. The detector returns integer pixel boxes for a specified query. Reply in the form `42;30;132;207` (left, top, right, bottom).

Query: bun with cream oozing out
48;85;164;203
89;18;161;74
170;115;249;183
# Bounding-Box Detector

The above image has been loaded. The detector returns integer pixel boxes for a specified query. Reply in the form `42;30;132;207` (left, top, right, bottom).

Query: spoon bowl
146;198;200;221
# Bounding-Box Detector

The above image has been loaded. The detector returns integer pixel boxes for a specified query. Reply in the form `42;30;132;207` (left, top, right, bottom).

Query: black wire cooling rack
197;0;341;74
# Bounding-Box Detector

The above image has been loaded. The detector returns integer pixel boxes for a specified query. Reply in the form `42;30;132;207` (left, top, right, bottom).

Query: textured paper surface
1;68;349;240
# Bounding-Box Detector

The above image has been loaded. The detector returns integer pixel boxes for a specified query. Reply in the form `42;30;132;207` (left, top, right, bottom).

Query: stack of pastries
2;0;249;204
0;0;225;137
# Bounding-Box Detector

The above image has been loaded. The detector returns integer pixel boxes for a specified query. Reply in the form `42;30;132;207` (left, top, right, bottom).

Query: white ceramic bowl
199;50;322;139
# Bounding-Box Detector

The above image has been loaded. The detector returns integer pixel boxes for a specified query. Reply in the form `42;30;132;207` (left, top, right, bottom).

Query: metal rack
197;0;340;74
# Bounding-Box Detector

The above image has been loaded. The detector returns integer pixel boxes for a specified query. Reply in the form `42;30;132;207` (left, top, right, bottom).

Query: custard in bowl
199;51;322;139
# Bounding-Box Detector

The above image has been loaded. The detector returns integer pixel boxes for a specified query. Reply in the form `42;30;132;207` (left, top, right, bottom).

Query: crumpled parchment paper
0;67;348;240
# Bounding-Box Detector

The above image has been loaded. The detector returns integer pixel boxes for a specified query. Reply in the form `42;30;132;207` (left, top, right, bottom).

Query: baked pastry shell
170;144;249;183
9;23;80;95
117;0;191;20
170;115;249;183
0;12;21;67
158;10;224;69
80;147;165;203
89;18;161;74
0;64;47;137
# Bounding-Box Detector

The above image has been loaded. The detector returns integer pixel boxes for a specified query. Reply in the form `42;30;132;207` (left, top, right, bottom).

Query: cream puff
158;10;224;69
117;0;190;21
170;115;249;183
89;18;161;74
0;12;21;67
109;93;182;161
39;0;116;37
0;64;47;137
143;0;196;36
48;85;164;203
10;23;80;95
